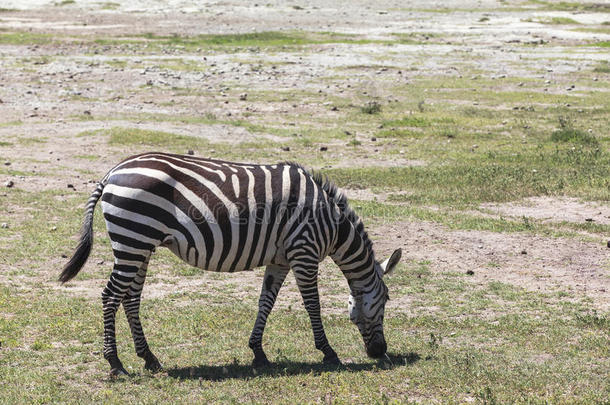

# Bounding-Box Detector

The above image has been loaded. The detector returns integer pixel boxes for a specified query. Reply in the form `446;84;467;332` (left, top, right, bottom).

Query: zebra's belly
160;233;286;272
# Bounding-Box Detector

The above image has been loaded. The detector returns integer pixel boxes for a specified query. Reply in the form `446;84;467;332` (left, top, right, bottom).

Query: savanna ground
0;0;609;403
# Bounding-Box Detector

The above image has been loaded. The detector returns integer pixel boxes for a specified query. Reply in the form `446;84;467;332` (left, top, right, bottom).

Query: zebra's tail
59;182;105;283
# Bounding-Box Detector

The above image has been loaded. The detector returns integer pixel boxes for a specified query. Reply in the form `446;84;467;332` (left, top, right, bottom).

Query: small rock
50;226;57;232
97;260;104;265
67;184;75;190
466;270;474;275
371;137;376;141
4;180;14;188
585;218;593;222
1;223;8;229
187;149;194;155
521;250;527;255
281;146;290;152
146;80;153;86
83;110;91;115
239;93;247;101
319;146;328;152
607;240;610;248
3;162;10;166
330;106;338;111
61;254;68;258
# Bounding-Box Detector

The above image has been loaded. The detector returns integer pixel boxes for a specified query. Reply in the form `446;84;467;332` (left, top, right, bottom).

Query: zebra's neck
330;214;377;292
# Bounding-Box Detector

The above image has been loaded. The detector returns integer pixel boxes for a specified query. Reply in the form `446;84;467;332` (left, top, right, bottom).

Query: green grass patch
0;32;53;45
94;31;380;51
103;127;210;148
528;0;610;12
590;41;610;47
593;61;610;73
324;145;609;206
383;115;432;128
360;101;382;114
550;116;599;146
99;1;119;9
538;17;580;25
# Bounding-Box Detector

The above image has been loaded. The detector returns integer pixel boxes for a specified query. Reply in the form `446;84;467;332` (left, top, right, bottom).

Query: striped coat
60;152;401;375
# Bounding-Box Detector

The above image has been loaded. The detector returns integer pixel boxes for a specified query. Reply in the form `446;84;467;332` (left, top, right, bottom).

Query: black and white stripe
60;152;401;375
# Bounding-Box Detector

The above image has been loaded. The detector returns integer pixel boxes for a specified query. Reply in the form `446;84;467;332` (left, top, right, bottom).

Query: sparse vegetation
550;116;599;147
360;101;382;114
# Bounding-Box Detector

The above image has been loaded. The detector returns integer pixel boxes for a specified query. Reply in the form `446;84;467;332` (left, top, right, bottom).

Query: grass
0;240;608;402
92;31;381;51
528;0;610;12
360;101;382;114
323;142;609;206
593;61;610;73
0;32;53;45
537;17;580;25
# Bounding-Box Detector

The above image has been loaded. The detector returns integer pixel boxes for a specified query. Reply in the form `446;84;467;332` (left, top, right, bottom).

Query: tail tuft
59;182;104;283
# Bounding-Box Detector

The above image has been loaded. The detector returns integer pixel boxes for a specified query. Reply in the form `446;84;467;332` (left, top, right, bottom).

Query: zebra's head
348;248;401;358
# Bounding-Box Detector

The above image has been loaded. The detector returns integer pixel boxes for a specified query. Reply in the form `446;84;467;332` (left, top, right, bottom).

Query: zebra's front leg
123;261;162;373
292;264;340;365
249;264;290;367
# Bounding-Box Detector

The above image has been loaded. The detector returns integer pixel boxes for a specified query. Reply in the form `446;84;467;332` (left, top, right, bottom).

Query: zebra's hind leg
102;254;151;377
249;264;290;367
122;256;162;373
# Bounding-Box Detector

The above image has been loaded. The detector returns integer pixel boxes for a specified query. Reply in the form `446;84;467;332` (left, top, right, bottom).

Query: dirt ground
0;0;609;312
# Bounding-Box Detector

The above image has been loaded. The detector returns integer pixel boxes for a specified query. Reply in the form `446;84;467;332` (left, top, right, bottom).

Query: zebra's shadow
166;352;420;381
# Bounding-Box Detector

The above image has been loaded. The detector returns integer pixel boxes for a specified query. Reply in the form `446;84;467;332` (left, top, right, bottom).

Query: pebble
67;184;75;189
281;146;290;152
585;218;593;222
371;137;377;141
50;226;57;231
330;106;338;111
319;146;328;152
466;270;474;275
239;93;247;101
521;250;527;255
607;241;610;248
4;180;13;188
3;162;10;166
187;149;194;155
1;223;8;229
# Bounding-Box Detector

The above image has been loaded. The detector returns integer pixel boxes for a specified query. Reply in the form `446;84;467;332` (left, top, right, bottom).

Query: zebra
59;152;402;376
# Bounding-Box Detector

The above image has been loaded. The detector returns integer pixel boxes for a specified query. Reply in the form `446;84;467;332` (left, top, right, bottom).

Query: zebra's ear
381;248;402;277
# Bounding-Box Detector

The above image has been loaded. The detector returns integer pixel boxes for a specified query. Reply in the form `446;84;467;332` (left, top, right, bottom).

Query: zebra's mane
290;163;374;256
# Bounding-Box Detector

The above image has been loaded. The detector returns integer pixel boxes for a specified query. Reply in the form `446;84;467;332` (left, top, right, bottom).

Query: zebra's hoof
323;353;341;365
109;367;130;378
144;352;163;373
145;358;163;373
252;356;271;368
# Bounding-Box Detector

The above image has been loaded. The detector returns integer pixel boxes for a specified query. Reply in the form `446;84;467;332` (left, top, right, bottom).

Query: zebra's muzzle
365;332;387;358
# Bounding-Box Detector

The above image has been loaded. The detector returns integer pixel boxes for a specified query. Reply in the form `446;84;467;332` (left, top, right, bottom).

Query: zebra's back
100;152;328;273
